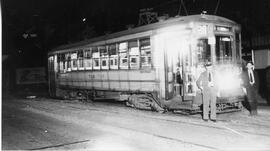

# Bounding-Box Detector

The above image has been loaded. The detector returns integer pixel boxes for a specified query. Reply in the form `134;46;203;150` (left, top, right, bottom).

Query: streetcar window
101;57;109;69
109;44;117;55
84;49;92;58
78;50;84;70
94;59;99;67
141;57;146;64
100;46;109;70
71;51;78;70
84;49;92;70
110;60;113;65
109;44;118;70
235;33;240;60
119;42;128;69
122;58;128;63
197;39;211;63
129;40;139;69
119;42;128;51
66;53;71;71
216;36;232;61
57;54;61;73
140;38;151;68
92;47;100;70
131;57;137;63
59;54;66;73
100;46;108;56
102;60;107;66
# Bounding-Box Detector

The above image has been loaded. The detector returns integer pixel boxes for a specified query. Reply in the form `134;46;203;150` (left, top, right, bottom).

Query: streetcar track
72;104;270;128
115;125;222;151
27;107;221;151
26;100;270;139
74;105;270;138
28;139;91;150
21;102;270;150
13;99;270;139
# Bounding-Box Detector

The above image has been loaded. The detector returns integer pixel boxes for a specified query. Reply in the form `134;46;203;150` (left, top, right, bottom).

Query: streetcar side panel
56;70;158;93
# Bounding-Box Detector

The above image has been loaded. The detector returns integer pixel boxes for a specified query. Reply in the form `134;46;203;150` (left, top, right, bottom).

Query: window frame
71;51;78;71
92;46;101;70
108;44;118;70
77;49;84;70
128;40;140;69
119;42;129;69
139;38;152;69
84;48;93;70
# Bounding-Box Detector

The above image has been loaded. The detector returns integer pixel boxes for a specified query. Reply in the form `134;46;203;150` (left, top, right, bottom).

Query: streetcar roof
49;14;238;54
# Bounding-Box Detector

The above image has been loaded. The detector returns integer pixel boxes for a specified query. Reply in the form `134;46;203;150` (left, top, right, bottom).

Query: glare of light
216;26;231;32
82;18;86;22
221;37;231;41
92;136;131;151
217;72;241;90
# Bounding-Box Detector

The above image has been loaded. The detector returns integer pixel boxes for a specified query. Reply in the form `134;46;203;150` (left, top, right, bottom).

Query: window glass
109;44;117;55
109;44;118;69
84;49;92;58
140;38;151;68
78;50;84;69
235;33;240;60
119;42;128;69
59;54;66;73
197;39;211;63
71;51;78;70
100;46;109;70
84;49;92;70
92;47;100;70
129;40;139;69
92;47;99;58
216;36;232;61
119;42;128;51
94;59;99;68
66;53;71;71
57;54;61;73
100;46;108;56
102;60;107;66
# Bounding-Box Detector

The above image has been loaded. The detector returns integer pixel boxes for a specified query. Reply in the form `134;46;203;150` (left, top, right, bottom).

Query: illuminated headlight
217;73;241;90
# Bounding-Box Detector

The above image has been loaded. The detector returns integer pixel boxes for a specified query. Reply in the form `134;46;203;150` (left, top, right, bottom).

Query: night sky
2;0;270;67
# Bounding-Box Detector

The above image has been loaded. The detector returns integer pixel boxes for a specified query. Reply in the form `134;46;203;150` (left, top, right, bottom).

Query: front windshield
215;36;232;61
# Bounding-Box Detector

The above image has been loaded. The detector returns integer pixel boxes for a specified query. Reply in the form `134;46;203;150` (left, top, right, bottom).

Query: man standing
196;62;217;122
242;62;258;116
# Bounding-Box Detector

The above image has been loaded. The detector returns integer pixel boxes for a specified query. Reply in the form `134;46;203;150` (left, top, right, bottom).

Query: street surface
2;95;270;151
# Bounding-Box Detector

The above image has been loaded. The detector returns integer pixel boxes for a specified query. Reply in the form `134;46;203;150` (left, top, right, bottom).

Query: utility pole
214;0;221;15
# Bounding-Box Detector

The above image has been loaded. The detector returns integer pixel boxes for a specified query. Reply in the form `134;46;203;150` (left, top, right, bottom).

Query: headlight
217;72;241;90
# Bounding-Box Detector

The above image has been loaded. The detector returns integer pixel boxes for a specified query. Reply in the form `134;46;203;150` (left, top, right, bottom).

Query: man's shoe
203;119;208;122
211;119;217;122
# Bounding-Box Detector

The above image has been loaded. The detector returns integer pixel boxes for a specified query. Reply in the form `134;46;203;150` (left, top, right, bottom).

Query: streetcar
48;14;245;113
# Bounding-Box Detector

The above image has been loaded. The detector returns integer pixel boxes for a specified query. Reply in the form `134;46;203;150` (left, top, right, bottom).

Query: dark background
2;0;270;103
2;0;270;68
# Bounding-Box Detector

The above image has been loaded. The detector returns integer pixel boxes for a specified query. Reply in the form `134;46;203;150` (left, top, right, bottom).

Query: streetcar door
181;38;199;100
164;54;175;99
48;55;57;97
164;35;183;99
